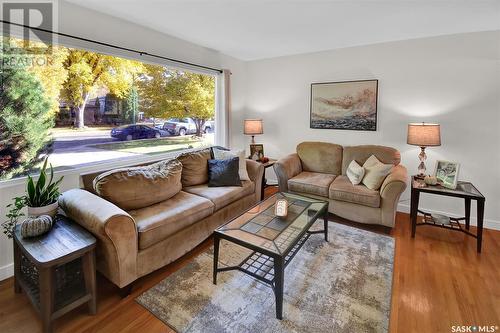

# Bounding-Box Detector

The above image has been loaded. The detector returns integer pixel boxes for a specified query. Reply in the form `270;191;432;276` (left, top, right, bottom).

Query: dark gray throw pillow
208;157;242;187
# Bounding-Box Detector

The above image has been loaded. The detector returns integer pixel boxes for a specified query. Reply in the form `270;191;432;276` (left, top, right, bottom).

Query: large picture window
0;36;216;181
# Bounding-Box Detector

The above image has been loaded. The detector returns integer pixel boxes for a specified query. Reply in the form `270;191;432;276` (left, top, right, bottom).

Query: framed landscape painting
310;79;378;131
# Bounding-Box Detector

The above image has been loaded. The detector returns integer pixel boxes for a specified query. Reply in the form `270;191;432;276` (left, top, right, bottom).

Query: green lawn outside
90;137;205;155
49;126;114;135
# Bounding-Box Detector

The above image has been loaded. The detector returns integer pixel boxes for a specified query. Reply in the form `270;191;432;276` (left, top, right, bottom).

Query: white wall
0;1;247;280
237;31;500;229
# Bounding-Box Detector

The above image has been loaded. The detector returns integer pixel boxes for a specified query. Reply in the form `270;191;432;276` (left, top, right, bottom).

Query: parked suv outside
162;118;196;136
162;118;215;136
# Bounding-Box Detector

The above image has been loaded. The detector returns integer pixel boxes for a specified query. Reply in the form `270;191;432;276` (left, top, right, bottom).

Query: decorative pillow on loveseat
207;157;242;187
346;160;365;185
93;159;182;210
362;155;393;190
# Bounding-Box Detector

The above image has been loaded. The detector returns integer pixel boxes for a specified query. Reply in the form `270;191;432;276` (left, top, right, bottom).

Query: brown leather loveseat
274;142;407;228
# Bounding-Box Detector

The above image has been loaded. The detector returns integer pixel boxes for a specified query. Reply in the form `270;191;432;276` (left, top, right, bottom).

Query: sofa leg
119;284;133;298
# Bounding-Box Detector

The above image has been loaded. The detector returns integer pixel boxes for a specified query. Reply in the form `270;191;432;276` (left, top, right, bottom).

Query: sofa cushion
184;180;255;211
177;148;212;187
296;142;343;175
341;145;400;175
212;147;250;181
93;159;182;210
208;157;242;187
329;175;381;208
288;171;336;197
130;191;215;250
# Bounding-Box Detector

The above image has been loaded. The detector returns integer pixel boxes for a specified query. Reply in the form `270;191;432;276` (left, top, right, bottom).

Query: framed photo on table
249;144;264;161
434;160;460;189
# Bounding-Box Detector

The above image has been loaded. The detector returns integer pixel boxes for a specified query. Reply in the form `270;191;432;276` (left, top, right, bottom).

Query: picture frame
310;79;378;131
249;144;264;161
434;160;460;189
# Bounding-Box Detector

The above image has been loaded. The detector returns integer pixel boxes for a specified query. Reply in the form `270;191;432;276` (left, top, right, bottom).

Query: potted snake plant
2;158;63;238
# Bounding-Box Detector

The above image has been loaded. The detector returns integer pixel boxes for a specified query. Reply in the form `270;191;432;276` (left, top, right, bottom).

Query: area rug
136;222;394;333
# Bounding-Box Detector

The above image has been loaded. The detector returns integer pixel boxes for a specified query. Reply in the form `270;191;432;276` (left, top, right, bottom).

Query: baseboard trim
0;263;13;282
397;203;500;231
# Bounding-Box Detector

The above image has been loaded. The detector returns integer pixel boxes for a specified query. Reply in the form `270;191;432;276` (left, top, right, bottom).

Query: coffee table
213;192;329;319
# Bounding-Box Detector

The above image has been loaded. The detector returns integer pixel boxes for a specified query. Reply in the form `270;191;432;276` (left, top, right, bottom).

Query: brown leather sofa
274;142;407;228
59;148;264;288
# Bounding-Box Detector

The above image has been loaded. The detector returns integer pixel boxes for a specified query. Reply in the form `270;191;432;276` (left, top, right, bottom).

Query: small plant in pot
2;158;63;238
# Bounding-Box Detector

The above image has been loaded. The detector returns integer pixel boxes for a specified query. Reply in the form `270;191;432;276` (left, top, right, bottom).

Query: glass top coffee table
213;192;329;319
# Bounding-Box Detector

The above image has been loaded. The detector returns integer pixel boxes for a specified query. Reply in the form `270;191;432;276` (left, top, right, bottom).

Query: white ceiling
65;0;500;61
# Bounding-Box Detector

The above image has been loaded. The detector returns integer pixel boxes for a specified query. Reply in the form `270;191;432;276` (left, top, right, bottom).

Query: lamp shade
244;119;263;135
407;123;441;147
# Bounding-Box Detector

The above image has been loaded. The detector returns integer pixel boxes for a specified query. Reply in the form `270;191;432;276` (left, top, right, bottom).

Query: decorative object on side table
13;215;97;333
2;157;63;239
424;175;438;185
410;176;485;252
20;215;53;238
434;160;460;189
310;79;378;131
407;122;441;177
250;143;265;161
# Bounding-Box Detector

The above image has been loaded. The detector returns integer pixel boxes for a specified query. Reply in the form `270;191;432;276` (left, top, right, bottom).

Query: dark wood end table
259;158;277;200
13;215;97;333
410;176;486;252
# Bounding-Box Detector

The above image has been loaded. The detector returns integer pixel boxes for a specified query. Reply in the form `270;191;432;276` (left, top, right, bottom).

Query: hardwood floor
1;187;499;333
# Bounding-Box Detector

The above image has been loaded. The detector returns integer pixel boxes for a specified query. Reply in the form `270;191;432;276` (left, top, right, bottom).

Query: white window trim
0;31;226;188
0;146;211;189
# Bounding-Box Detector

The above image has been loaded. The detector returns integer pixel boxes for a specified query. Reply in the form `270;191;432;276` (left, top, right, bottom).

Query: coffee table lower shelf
216;231;312;286
213;226;327;320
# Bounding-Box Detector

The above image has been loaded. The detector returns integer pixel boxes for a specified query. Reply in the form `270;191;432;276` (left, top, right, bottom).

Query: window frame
0;32;223;186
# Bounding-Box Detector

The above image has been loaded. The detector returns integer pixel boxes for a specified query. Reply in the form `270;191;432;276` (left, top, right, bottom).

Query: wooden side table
259;159;277;200
410;176;486;252
13;215;97;333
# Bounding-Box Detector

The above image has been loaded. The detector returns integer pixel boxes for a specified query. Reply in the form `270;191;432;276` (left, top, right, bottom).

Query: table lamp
407;122;441;177
244;119;263;144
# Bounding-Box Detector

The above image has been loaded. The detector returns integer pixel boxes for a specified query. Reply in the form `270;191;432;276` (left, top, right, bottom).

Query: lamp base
417;146;427;177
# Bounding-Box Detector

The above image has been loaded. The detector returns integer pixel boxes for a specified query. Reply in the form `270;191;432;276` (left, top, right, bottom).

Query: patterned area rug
136;222;394;333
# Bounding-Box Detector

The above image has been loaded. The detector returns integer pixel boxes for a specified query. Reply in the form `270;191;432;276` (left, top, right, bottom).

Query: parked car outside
162;118;197;136
162;118;215;136
110;124;168;141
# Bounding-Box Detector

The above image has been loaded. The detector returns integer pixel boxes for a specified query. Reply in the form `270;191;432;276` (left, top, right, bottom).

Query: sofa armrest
379;165;408;227
274;153;302;192
59;189;138;287
246;159;265;200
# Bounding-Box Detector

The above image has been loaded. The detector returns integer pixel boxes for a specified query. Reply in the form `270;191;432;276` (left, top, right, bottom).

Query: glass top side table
410;176;486;252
